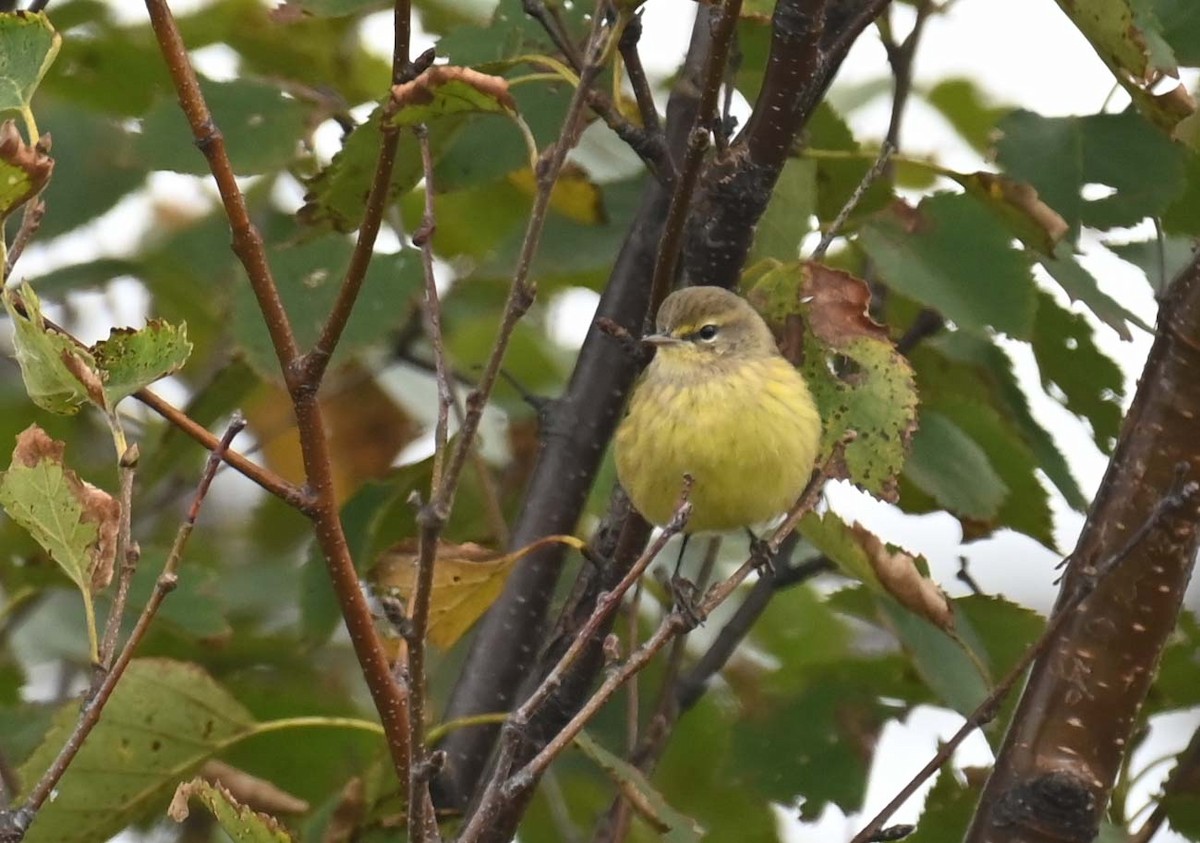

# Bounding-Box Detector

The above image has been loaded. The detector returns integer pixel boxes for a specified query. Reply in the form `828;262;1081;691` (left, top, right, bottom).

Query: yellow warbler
615;286;821;535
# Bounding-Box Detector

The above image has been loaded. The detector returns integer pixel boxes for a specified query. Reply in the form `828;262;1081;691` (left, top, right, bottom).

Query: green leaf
574;732;704;843
135;78;309;176
858;193;1037;338
91;320;192;406
749;158;816;263
929;332;1088;511
0;425;119;599
924;77;1009;152
1055;0;1176;79
168;779;295;842
749;263;919;498
932;398;1055;546
995;109;1187;236
35;101;147;239
0;11;61;117
0;119;53;221
905;410;1008;521
878;596;988;717
1152;0;1200;65
1037;243;1150;339
232;241;422;379
1031;291;1126;454
905;769;980;843
1108;234;1198;296
17;659;258;843
799;511;952;630
297;107;432;233
952;170;1068;256
3;283;99;415
271;0;388;17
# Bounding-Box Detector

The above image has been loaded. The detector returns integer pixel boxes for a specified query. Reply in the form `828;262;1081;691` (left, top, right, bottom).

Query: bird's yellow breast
614;356;821;533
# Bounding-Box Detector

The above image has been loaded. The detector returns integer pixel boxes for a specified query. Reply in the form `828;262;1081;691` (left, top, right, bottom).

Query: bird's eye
697;324;719;341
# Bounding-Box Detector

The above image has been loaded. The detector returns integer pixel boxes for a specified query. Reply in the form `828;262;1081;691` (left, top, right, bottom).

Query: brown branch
303;120;402;386
97;445;141;667
142;0;300;376
142;0;416;789
405;126;451;843
133;386;309;509
3;198;45;281
8;418;243;842
963;250;1200;843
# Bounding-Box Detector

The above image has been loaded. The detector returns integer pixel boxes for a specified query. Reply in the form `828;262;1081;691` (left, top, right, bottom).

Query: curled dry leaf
386;65;516;127
0;119;53;221
168;778;294;842
801;262;890;347
852;521;953;631
371;534;587;649
954;171;1069;256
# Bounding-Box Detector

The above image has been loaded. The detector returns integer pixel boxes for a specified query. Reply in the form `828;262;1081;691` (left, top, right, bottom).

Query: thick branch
963;251;1200;843
680;0;892;287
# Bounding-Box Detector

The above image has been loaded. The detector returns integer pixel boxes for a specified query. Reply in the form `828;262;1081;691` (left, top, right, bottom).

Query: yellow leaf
508;162;607;225
372;534;587;649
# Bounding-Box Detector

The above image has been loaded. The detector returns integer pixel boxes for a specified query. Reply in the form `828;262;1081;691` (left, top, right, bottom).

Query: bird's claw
670;576;703;630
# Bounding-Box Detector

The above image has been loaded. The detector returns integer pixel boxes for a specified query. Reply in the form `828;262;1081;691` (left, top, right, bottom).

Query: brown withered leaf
372;534;587;649
954;171;1069;256
852;522;953;631
0;119;53;221
800;262;890;348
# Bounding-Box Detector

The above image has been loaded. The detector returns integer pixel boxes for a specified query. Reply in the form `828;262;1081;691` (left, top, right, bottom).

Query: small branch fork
850;468;1200;843
3;418;246;842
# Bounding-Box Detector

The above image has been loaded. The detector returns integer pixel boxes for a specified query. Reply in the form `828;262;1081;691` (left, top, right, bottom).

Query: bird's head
642;286;778;368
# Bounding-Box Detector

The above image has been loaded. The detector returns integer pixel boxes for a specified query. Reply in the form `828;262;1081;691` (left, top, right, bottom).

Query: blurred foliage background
1;0;1200;840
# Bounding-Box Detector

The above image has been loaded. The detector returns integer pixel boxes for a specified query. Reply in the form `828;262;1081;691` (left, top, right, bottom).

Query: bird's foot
669;575;704;630
747;532;776;577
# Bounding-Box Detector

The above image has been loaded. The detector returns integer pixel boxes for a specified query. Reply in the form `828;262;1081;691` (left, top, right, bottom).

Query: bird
614;286;822;555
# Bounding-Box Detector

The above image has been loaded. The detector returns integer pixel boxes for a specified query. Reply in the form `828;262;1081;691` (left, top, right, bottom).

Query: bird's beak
642;332;682;347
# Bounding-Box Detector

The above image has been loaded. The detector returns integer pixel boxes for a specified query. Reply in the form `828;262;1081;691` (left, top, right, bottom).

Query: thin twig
97;446;141;668
142;0;413;788
850;470;1200;843
3;198;45;280
809;141;893;262
518;490;691;723
9;417;245;840
435;1;616;514
303;119;402;387
505;445;843;800
618;16;662;140
406;124;452;843
456;485;693;843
